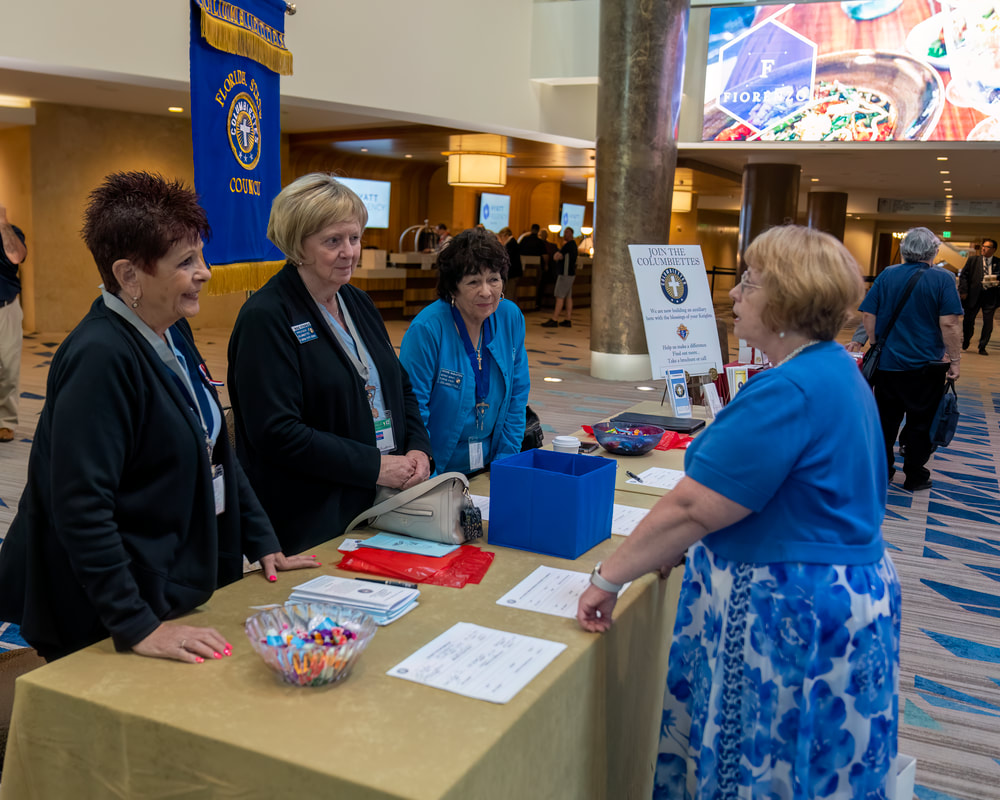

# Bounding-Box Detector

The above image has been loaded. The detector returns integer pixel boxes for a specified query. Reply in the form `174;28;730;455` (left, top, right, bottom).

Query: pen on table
625;470;644;483
356;577;419;589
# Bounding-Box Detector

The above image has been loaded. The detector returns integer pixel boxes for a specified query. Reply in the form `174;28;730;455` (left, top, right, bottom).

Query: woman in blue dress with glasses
578;225;900;799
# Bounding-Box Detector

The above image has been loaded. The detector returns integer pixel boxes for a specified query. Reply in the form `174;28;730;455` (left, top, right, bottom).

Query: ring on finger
180;639;188;651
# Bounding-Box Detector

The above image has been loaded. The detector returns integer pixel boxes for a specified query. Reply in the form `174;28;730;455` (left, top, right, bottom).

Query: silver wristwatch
590;561;623;593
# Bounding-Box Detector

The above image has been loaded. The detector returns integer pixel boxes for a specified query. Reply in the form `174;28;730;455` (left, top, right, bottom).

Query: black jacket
958;254;999;308
0;300;279;660
227;263;432;555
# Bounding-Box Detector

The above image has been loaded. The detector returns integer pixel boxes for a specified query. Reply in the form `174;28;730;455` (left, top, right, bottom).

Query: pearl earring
131;297;140;309
778;331;786;339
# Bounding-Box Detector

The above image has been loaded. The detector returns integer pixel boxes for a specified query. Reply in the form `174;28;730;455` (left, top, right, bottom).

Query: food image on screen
713;81;897;141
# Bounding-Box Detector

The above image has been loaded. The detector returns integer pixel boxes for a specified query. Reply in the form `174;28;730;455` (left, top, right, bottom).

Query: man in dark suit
958;237;999;354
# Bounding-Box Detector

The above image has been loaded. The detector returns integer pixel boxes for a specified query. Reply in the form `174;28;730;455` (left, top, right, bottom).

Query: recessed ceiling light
937;156;949;161
404;154;413;158
543;376;562;383
360;147;368;152
168;106;183;113
810;177;819;182
636;386;656;392
940;170;950;174
943;180;951;184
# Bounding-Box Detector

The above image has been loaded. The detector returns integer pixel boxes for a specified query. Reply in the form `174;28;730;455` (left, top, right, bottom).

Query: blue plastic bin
488;450;615;559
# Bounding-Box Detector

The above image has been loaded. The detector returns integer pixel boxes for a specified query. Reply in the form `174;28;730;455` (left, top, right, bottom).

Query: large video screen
336;177;391;228
560;203;585;233
479;193;511;233
703;0;998;142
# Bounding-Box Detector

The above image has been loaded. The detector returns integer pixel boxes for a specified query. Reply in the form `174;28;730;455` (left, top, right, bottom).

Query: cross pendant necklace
475;330;483;370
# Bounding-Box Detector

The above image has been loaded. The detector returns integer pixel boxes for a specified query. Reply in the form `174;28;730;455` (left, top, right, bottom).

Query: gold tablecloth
2;406;697;799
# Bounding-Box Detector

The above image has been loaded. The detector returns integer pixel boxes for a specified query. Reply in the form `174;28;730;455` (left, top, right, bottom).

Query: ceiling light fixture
443;134;509;188
548;224;562;234
939;170;950;174
168;106;184;113
937;156;949;161
543;377;562;383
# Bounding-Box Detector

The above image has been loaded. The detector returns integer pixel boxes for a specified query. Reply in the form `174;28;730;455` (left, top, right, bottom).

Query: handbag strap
876;264;930;347
344;471;470;534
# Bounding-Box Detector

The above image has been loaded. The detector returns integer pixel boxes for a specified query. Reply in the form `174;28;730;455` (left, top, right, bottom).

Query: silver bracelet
590;561;624;593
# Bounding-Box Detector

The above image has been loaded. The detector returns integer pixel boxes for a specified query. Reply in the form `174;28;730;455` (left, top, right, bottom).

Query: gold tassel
205;261;285;296
200;10;293;76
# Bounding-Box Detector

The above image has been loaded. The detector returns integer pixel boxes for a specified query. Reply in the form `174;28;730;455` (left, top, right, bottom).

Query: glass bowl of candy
592;422;665;456
245;602;377;687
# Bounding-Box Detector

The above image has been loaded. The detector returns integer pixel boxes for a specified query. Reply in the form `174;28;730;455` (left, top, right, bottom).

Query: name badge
374;413;396;453
436;368;464;389
212;464;226;515
469;440;484;472
291;322;318;344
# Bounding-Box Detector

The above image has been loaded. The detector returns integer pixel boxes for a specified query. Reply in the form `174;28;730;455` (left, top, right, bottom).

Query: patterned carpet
1;305;998;799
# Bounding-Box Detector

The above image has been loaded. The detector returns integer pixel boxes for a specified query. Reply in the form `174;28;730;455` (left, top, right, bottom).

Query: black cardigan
227;263;432;554
0;300;280;660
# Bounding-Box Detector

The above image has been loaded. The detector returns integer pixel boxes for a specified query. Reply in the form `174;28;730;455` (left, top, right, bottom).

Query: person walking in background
958;237;999;354
860;227;963;492
541;227;577;328
496;227;522;308
0;201;27;443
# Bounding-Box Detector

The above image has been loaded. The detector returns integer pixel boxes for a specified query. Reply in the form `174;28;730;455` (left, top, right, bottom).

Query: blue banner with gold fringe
189;0;290;294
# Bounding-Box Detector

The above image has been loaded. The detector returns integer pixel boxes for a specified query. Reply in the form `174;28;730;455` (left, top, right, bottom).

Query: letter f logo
760;59;775;78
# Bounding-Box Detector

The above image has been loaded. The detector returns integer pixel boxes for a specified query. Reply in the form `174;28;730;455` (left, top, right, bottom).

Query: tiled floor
1;301;999;799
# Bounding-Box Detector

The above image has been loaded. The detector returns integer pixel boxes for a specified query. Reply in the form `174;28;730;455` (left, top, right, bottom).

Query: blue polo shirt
685;341;886;565
858;262;963;371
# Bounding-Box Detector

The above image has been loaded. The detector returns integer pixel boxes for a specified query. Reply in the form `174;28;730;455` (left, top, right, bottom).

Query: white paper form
612;504;651;536
625;467;685;490
496;566;631;619
386;622;566;704
470;494;490;521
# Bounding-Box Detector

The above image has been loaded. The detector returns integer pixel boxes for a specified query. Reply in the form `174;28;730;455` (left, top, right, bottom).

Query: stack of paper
289;575;419;626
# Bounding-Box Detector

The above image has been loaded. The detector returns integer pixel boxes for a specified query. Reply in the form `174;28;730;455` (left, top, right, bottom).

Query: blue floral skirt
654;542;901;800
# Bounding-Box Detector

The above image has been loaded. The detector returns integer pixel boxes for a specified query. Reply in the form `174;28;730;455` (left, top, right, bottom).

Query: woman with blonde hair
578;225;900;799
228;174;432;554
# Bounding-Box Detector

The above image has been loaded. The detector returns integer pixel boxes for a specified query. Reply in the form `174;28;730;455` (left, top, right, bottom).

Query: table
0;414;697;800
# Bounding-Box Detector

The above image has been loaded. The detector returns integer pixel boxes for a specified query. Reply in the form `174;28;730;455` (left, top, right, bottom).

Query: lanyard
165;329;216;460
450;305;492;429
318;296;378;417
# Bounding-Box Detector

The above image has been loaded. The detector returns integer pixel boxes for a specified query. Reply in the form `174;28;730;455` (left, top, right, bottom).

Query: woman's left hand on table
576;584;618;633
260;551;322;582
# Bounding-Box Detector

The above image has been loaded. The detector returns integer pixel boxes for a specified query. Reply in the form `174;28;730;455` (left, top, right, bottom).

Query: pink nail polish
223;647;232;656
195;657;204;663
213;652;222;659
268;575;277;582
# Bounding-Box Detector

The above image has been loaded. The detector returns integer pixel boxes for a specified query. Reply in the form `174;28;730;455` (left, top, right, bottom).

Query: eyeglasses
739;271;763;292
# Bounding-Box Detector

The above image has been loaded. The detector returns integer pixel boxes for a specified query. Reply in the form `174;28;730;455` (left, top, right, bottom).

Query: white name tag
469;440;484;472
212;464;226;515
375;414;396;453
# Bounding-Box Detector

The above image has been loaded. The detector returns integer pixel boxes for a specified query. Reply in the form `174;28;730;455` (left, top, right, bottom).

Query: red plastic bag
336;544;495;588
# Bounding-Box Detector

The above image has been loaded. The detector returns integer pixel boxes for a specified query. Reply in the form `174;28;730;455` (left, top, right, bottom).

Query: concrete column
590;0;690;381
806;191;848;242
737;163;800;273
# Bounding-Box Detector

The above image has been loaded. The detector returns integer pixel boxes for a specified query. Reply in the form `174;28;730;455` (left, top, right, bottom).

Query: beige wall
0;127;34;330
24;103;244;333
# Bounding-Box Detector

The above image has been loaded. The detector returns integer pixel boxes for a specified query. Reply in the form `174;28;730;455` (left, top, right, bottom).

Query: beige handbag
344;472;484;545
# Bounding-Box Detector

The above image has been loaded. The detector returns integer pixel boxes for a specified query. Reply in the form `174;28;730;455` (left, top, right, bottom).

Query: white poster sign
628;244;724;378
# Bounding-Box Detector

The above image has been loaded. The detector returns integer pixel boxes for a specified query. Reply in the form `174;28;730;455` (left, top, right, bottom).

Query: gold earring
450;295;455;307
500;292;505;300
